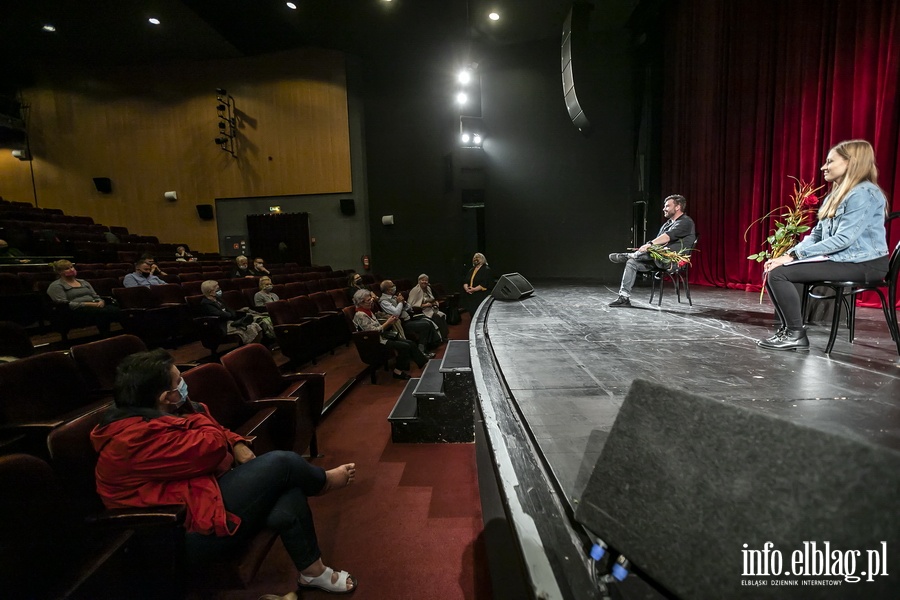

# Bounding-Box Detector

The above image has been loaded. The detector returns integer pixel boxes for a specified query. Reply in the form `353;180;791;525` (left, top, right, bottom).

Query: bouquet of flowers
645;244;693;272
745;176;823;300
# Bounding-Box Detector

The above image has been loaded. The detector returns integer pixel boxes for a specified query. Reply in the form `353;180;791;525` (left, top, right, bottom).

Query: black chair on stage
799;239;900;355
648;236;699;306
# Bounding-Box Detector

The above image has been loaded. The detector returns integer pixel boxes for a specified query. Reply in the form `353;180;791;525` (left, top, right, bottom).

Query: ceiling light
461;133;471;144
286;2;297;9
456;92;468;105
473;134;482;145
458;70;472;85
148;17;161;25
42;24;56;33
489;12;500;21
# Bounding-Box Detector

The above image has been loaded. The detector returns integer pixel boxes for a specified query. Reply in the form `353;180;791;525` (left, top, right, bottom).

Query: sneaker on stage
608;295;631;307
608;252;631;263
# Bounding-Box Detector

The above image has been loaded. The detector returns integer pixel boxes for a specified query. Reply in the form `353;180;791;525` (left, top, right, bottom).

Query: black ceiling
1;1;645;88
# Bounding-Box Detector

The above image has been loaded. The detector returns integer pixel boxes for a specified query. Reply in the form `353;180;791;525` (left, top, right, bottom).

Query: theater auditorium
1;1;898;599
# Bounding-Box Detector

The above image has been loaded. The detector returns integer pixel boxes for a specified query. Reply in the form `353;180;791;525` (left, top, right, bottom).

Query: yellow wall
0;48;351;253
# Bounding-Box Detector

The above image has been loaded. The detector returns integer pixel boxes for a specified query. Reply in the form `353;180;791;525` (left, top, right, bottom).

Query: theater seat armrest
233;407;279;439
280;371;326;383
88;504;187;528
246;397;302;411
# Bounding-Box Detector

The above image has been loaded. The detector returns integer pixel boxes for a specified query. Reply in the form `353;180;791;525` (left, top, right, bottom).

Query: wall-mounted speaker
93;177;112;194
340;198;355;216
561;2;593;135
576;380;900;598
196;204;214;220
491;273;534;301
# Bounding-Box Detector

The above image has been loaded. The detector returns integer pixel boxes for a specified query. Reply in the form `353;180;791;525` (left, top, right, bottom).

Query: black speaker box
340;198;355;216
576;379;900;599
491;273;534;301
561;2;593;135
196;204;214;220
92;177;112;194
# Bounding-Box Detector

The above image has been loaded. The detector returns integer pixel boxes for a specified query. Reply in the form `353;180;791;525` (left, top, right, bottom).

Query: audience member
174;246;197;261
353;289;427;380
347;272;367;303
250;258;271;277
254;276;279;309
407;273;449;340
123;259;167;287
199;280;264;345
0;239;26;261
140;253;168;277
46;260;121;336
90;349;357;593
379;280;441;351
232;256;254;279
758;139;889;351
462;253;493;315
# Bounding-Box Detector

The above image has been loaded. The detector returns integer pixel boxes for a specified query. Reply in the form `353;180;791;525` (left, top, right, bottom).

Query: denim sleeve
792;189;875;259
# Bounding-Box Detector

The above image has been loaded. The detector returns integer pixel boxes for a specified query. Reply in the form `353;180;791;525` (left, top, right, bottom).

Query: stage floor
483;281;900;511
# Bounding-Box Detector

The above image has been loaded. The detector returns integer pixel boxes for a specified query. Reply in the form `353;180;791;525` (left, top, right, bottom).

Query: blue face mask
173;378;189;408
215;289;223;298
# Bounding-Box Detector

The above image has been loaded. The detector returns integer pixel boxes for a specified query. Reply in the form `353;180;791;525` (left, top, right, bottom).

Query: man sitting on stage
607;194;696;307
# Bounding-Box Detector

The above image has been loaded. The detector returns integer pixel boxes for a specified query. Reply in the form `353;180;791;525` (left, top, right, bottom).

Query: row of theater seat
0;339;324;597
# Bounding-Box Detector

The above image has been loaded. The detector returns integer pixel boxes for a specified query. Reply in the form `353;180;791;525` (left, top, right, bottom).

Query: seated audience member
353;289;427;380
379;280;442;351
347;272;367;301
0;239;26;260
250;258;271;277
607;194;695;307
46;260;122;335
407;273;449;340
90;349;357;593
232;255;255;279
254;276;279;309
140;253;168;277
199;280;264;345
123;259;167;287
174;245;196;262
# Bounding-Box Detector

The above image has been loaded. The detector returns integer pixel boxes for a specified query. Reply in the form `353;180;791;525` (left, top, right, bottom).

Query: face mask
174;379;188;408
63;269;77;277
390;286;397;294
264;285;273;292
255;264;264;270
215;289;223;298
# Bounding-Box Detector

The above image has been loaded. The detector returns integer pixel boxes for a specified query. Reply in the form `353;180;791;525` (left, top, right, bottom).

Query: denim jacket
792;181;888;263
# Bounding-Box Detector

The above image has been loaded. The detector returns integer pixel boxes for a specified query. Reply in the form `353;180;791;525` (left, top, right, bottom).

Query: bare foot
322;463;356;493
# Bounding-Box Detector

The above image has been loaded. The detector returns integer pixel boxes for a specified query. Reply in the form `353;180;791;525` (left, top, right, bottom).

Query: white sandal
298;566;357;594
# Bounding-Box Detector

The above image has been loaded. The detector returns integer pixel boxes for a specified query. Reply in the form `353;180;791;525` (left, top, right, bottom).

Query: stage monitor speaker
340;198;355;216
491;273;534;301
575;379;900;599
93;177;112;194
196;204;214;220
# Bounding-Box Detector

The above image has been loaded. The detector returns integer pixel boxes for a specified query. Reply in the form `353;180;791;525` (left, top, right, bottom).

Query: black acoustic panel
491;273;534;301
576;379;900;598
196;204;214;220
340;198;355;216
92;177;112;194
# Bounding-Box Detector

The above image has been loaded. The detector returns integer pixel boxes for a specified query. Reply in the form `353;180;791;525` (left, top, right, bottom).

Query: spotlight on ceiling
286;2;297;9
489;12;500;21
473;134;482;145
457;70;472;85
456;92;468;105
42;24;56;33
148;17;161;25
461;133;471;144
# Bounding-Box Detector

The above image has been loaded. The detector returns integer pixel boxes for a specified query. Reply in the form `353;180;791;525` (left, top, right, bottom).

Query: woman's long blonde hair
818;140;881;219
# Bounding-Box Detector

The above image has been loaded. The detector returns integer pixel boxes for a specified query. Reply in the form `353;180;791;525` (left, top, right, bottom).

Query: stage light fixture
456;92;468;105
214;136;229;145
286;2;297;9
42;24;56;32
461;133;471;144
216;88;227;95
458;70;471;85
473;134;482;145
11;149;31;161
215;88;238;157
218;121;227;130
148;17;161;25
489;12;500;21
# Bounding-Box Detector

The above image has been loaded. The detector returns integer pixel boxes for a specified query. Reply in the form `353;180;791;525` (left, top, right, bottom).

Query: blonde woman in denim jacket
758;140;889;351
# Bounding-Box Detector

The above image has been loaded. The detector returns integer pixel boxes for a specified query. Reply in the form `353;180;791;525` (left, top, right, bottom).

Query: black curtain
246;212;311;266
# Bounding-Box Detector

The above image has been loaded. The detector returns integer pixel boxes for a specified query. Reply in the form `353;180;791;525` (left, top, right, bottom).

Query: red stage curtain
662;0;900;297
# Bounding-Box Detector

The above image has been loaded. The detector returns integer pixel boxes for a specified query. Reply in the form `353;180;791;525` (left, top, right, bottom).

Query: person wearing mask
140;253;168;278
254;276;279;309
232;256;254;279
46;260;121;336
90;349;357;594
200;280;263;345
250;258;271;277
123;259;167;287
379;280;441;353
407;273;449;340
352;289;428;380
174;246;196;262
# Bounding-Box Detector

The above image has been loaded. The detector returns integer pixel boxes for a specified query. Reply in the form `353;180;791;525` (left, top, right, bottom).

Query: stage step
387;341;477;444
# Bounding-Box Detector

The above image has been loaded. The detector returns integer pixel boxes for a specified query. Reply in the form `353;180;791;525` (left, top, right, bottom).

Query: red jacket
91;404;247;536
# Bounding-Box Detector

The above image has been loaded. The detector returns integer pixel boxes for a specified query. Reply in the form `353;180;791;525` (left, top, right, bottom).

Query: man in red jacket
91;349;357;594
